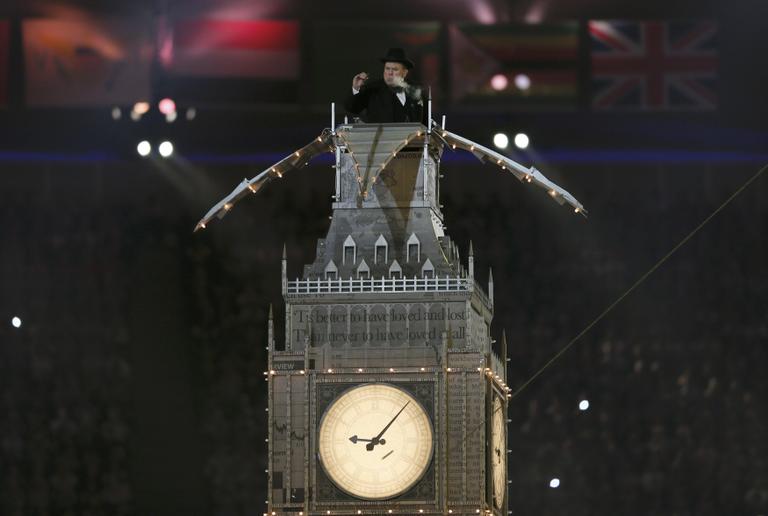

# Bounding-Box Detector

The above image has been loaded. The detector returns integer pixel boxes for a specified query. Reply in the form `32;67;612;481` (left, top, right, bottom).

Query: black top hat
379;48;415;69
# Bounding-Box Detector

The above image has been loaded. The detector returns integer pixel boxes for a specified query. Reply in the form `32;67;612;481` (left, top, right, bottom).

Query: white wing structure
195;123;586;232
435;129;587;216
194;130;335;231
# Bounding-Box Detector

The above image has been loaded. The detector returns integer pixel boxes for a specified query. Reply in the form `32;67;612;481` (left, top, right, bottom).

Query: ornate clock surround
312;377;438;505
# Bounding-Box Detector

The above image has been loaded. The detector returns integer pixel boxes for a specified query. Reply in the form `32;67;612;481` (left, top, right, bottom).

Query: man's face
383;62;408;87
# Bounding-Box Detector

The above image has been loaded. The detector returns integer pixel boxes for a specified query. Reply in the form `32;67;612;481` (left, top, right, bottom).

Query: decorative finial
468;241;475;279
488;267;494;305
267;304;275;352
281;244;288;296
427;87;432;134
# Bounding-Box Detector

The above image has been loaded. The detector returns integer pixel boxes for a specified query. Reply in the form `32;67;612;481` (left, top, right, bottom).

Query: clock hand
374;401;410;441
365;401;410;451
349;435;388;446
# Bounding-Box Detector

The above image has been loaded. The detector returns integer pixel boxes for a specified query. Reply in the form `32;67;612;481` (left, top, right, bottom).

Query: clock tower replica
266;123;509;515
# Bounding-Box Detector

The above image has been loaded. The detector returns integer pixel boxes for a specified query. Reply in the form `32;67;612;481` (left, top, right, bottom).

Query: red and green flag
450;23;580;108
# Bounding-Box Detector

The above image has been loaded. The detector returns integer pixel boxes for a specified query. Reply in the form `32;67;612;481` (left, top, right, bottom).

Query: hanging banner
450;23;579;108
164;19;299;79
159;18;300;104
589;20;719;110
23;18;153;107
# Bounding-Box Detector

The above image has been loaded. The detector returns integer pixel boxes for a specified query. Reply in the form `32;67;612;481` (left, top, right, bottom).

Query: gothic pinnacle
488;267;494;305
468;241;475;279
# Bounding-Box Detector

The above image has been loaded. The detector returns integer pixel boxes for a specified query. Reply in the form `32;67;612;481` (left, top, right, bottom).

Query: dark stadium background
0;1;766;515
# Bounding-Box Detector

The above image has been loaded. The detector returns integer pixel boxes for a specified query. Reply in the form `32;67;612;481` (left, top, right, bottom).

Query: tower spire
267;304;274;352
281;243;287;295
468;241;474;279
488;267;494;306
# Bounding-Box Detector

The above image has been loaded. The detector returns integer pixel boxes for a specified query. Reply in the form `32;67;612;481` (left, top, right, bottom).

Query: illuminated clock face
317;383;434;500
491;395;507;509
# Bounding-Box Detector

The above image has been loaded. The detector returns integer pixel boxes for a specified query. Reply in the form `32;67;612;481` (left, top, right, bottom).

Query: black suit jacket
344;79;424;124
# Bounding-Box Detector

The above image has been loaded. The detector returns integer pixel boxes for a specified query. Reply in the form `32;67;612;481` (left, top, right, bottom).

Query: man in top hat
344;48;424;124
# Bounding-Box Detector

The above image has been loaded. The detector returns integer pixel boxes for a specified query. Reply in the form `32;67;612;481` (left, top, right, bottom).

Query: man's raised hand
352;72;369;90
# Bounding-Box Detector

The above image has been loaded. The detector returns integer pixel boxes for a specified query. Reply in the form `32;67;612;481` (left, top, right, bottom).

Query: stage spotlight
514;133;530;149
549;478;560;488
11;316;22;328
133;101;150;115
158;98;176;115
165;111;178;123
514;73;531;91
137;141;151;157
579;399;590;411
111;107;122;120
158;141;174;158
186;107;197;121
493;132;509;149
490;74;508;91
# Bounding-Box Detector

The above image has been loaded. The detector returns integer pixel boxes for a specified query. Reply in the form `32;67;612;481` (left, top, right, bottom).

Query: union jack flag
589;20;719;110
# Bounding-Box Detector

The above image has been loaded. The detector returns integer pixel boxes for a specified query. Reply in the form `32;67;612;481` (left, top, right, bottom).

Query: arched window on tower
357;259;370;279
389;259;402;279
375;235;388;264
343;235;356;265
325;260;338;280
421;258;434;279
407;233;421;263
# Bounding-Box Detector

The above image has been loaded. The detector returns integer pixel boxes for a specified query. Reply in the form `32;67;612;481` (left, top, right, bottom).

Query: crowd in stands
1;161;765;515
0;192;134;515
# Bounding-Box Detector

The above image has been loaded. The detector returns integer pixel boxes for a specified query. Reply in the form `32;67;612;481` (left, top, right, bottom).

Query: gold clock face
317;383;434;500
491;395;507;509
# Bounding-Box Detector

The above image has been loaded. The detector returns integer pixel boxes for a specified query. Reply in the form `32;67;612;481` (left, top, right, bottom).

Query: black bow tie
390;86;405;94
